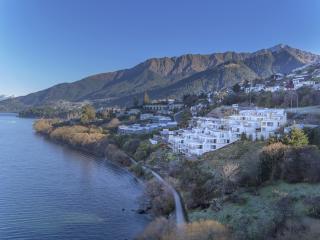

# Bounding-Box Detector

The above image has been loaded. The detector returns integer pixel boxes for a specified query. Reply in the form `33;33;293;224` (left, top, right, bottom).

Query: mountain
0;95;10;101
1;44;320;110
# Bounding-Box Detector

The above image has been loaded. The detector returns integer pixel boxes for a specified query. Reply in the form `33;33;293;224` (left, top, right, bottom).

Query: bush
283;127;309;147
123;138;141;155
130;163;145;177
178;161;221;209
104;144;132;166
106;118;121;129
283;145;320;183
134;141;154;161
33;119;59;134
169;220;230;240
144;179;175;216
259;144;320;183
137;217;173;240
304;127;320;148
49;125;105;146
259;142;288;182
304;197;320;219
138;219;230;240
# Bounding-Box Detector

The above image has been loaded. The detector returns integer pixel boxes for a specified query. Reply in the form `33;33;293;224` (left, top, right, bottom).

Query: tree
232;83;241;93
143;91;151;104
80;104;96;124
304;127;320;148
183;94;199;107
284;127;309;147
178;109;192;128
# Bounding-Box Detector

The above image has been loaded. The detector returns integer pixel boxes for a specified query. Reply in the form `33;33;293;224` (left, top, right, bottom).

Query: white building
245;84;265;93
140;113;154;120
265;85;283;92
168;108;287;156
293;80;315;90
120;114;177;135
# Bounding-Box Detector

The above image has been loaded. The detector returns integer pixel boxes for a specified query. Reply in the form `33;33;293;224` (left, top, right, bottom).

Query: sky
0;0;319;96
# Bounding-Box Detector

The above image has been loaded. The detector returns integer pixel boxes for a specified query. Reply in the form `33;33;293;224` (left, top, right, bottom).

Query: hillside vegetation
2;44;320;110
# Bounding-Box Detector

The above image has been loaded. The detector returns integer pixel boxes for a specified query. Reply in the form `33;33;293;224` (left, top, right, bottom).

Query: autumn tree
143;91;151;104
80;104;96;124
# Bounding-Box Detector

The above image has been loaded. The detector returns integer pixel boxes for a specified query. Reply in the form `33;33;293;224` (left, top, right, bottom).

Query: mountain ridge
1;44;320;110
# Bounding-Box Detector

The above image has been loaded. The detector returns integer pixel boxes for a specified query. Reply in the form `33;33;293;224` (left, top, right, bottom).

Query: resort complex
168;108;287;156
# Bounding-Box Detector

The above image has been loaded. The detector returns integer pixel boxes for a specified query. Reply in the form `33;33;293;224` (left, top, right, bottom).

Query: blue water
0;113;150;240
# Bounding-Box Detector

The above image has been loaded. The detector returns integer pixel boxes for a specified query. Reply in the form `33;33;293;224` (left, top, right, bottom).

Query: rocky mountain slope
1;44;320;110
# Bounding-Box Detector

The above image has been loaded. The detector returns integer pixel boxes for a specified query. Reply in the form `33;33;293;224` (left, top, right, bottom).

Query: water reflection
0;114;150;240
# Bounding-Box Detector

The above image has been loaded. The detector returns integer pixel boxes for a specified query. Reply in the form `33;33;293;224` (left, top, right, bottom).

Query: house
313;83;320;90
168;108;287;156
118;118;178;135
265;85;283;92
128;108;141;115
143;101;184;112
245;84;265;93
140;113;154;120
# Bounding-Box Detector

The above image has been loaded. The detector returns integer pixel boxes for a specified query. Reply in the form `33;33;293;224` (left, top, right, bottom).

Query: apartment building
168;108;287;156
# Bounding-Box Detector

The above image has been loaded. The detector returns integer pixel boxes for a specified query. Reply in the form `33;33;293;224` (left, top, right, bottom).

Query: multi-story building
168;108;287;156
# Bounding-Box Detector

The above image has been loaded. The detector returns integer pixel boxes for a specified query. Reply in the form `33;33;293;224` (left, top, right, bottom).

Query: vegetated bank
33;109;320;240
32;116;186;231
134;128;320;240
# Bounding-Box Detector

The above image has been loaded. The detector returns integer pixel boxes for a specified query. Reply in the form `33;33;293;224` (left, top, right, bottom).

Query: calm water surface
0;113;150;240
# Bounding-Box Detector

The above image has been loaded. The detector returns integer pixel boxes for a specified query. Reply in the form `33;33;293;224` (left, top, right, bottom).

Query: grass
189;182;320;240
200;140;265;168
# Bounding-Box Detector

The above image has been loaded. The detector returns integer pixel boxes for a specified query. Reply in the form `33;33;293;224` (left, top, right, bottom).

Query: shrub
178;161;221;209
167;220;230;240
144;179;175;216
282;145;320;183
134;141;154;161
123;138;141;155
283;127;309;147
49;125;105;146
304;127;320;148
259;142;288;182
106;118;121;129
33;119;59;134
304;197;320;219
138;219;230;240
137;217;173;240
130;163;145;177
104;144;132;166
259;144;320;183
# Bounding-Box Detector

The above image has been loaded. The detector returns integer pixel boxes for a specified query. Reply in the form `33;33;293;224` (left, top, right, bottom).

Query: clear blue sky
0;0;319;96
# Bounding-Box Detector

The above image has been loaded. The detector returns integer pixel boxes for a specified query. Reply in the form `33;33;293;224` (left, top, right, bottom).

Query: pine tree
285;127;309;147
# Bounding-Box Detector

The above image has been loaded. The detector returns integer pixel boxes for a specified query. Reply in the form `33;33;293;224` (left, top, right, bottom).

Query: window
267;122;273;127
199;145;203;149
211;145;216;149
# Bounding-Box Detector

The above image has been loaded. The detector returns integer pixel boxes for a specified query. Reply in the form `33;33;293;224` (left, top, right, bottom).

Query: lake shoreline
33;122;187;229
1;114;151;240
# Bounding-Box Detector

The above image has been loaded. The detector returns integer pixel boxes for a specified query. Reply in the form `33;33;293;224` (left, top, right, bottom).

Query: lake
0;113;150;240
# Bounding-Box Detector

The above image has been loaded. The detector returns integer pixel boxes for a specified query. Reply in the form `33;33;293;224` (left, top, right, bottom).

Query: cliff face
2;44;320;110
